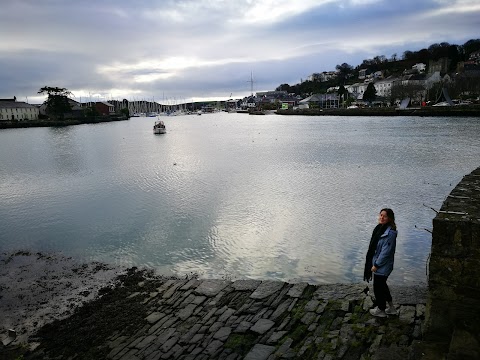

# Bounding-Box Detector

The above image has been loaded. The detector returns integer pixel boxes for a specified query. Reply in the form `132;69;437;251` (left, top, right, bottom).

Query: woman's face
379;210;389;224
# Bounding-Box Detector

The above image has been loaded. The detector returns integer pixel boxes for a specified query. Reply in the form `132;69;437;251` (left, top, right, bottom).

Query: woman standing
364;208;398;317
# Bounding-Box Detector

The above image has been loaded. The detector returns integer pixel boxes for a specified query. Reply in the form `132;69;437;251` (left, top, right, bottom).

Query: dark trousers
373;274;392;311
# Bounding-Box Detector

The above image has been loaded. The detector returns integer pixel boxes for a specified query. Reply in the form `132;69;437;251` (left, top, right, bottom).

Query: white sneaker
385;305;398;315
369;306;387;318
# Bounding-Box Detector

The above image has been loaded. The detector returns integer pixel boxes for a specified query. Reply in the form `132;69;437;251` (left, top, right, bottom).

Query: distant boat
153;120;166;134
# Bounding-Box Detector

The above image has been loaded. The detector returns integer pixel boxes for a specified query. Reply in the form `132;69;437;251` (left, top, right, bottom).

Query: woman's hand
371;266;377;273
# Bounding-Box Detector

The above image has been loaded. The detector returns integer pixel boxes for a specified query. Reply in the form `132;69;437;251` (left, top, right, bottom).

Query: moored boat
153;120;166;134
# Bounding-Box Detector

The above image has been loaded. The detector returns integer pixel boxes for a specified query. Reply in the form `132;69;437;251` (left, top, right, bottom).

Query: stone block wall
424;167;480;359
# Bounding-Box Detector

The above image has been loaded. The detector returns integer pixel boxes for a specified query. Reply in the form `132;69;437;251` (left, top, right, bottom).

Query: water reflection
46;127;85;176
0;115;479;285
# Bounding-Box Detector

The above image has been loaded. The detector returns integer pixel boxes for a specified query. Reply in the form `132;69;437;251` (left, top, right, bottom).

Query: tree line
38;86;129;120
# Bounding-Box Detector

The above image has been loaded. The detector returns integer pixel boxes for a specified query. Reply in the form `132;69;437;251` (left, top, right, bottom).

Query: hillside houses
298;67;454;108
297;46;480;107
340;59;456;104
307;71;338;82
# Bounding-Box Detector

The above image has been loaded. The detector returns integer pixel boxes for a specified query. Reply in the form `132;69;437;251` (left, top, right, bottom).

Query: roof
0;101;38;109
98;101;114;107
299;94;339;103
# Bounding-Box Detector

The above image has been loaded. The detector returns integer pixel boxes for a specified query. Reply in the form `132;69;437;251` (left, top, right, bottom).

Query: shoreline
0;116;129;129
276;105;480;117
1;252;427;359
0;252;126;344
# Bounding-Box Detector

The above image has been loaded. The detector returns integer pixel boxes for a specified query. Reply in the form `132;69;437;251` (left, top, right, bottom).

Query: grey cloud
1;0;479;101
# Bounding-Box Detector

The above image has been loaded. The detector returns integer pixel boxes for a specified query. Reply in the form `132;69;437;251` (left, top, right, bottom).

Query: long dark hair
380;208;396;230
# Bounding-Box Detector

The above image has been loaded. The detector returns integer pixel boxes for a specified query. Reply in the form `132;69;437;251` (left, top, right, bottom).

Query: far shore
1;106;479;131
276;105;480;117
0;115;129;129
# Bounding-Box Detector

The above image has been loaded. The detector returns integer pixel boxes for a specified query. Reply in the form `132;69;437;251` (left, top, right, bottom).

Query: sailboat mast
248;71;255;96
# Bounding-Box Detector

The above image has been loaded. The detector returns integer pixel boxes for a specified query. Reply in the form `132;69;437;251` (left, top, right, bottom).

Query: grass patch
224;333;258;356
290;324;308;344
382;319;412;345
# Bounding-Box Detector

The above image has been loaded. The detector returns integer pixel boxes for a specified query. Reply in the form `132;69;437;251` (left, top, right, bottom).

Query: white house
346;82;368;99
241;96;257;109
374;77;395;97
0;98;39;121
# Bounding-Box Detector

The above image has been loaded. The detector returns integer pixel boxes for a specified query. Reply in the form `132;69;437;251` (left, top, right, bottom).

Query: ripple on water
0;115;478;285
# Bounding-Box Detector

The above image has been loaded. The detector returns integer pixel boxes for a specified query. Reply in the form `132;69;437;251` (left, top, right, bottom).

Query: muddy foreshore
0;252;126;343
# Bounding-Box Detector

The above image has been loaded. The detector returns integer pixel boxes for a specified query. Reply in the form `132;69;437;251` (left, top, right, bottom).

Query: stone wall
424;166;480;359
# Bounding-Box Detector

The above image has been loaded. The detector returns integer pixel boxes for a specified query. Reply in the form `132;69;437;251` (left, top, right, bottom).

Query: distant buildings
298;94;340;109
38;98;84;119
299;57;476;105
307;71;338;82
0;97;39;121
0;96;119;121
240;90;300;110
94;101;115;116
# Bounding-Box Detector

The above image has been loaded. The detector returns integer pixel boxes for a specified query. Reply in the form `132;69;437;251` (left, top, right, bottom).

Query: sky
1;0;479;104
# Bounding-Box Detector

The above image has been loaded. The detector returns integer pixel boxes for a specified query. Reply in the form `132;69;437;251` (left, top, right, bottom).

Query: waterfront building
94;101;115;116
0;97;39;121
299;93;340;108
241;96;257;109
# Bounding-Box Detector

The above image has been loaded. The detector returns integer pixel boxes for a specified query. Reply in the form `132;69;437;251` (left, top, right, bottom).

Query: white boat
153;120;166;134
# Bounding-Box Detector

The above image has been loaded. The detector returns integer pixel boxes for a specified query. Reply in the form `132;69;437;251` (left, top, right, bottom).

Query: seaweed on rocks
25;268;158;360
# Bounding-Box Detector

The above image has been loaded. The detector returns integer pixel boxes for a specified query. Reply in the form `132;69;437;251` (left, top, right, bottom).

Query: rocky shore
1;252;427;360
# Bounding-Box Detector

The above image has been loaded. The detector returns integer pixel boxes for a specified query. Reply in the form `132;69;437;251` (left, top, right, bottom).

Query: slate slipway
0;252;428;359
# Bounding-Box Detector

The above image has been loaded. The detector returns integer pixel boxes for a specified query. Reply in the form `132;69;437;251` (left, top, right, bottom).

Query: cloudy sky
1;0;479;104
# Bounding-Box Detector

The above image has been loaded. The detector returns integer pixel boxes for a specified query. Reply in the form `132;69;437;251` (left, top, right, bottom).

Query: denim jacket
372;226;397;277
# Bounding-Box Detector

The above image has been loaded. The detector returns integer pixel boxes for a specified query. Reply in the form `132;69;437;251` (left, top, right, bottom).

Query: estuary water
1;113;479;285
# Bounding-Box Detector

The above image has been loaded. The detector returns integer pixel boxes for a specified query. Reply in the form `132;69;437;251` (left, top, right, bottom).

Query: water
1;114;479;285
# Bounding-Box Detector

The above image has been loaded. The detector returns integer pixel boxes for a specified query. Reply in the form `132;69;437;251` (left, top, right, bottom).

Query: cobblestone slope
17;270;426;360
